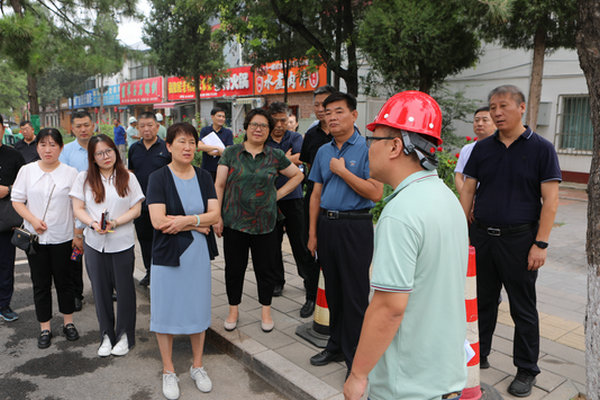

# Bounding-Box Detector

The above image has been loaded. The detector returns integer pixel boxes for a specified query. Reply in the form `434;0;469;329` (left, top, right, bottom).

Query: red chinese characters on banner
167;67;254;101
120;77;163;105
254;62;326;95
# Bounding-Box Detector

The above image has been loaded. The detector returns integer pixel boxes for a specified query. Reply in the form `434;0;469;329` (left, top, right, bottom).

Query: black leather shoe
63;323;80;341
310;349;344;366
272;284;283;297
112;292;117;302
480;356;490;369
507;371;536;397
74;297;83;312
139;273;150;287
300;300;315;318
38;330;52;349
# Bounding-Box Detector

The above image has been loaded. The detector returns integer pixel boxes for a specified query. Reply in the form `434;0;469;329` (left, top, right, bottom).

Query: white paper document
202;131;225;150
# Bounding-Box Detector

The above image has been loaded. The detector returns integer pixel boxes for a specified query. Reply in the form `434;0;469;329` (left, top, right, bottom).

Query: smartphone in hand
100;209;109;230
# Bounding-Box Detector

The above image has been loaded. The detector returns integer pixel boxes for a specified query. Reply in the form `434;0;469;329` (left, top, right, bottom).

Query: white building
445;42;591;184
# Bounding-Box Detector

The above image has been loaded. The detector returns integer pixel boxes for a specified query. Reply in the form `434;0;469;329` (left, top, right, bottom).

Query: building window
129;64;158;81
556;95;593;153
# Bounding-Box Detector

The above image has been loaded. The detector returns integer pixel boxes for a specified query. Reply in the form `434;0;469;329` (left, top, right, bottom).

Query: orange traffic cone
461;246;482;400
295;268;329;347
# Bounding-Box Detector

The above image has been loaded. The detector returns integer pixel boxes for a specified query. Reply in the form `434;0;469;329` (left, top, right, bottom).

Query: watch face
535;241;548;249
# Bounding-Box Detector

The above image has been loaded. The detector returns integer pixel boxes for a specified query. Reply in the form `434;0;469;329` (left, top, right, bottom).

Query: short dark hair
211;107;226;116
314;85;337;97
243;108;274;132
36;128;63;147
71;110;92;122
474;106;490;117
20;120;33;128
166;122;199;145
267;101;289;116
138;111;157;121
488;85;526;105
323;92;357;111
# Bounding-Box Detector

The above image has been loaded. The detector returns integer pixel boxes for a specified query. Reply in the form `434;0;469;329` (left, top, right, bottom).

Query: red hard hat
366;91;443;145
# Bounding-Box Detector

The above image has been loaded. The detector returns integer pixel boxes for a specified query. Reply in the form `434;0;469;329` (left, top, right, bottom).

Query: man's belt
474;220;538;237
320;208;372;220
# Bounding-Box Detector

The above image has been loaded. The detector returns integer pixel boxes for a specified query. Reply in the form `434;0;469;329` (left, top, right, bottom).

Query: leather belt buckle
326;210;339;220
487;227;501;237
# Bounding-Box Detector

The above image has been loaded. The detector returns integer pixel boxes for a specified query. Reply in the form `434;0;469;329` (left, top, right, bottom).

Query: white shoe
162;372;180;400
110;335;129;356
97;335;112;357
190;365;212;393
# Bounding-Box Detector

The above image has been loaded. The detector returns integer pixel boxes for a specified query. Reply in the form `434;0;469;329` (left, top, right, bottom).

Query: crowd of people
0;83;560;400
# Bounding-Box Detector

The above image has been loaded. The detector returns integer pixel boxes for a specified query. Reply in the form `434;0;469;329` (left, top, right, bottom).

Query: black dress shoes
272;284;283;297
139;273;150;287
38;330;52;349
300;300;315;318
480;356;490;369
310;349;344;366
63;323;80;341
507;371;536;397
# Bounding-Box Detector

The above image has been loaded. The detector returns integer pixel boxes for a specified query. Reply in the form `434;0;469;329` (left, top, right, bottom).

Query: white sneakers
161;366;212;399
97;335;112;357
190;365;212;393
111;335;129;356
162;372;180;400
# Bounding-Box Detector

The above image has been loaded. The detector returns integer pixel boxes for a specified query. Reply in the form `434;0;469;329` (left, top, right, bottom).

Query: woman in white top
11;128;79;349
70;134;144;357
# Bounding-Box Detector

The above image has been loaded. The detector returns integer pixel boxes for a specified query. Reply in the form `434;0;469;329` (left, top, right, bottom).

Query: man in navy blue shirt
113;118;127;165
198;107;233;182
307;92;383;374
266;102;319;317
128;112;171;287
460;85;561;397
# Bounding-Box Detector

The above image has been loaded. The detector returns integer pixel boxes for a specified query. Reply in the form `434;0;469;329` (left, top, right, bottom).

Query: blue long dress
150;170;211;334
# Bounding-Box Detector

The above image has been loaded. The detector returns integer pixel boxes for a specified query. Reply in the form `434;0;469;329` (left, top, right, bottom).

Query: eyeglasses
365;135;398;147
248;122;269;130
94;148;114;158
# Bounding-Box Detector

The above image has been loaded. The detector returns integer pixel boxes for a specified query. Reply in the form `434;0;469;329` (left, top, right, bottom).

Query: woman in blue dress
146;123;220;400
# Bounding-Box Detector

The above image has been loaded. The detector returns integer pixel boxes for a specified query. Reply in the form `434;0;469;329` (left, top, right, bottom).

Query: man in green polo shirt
344;91;468;400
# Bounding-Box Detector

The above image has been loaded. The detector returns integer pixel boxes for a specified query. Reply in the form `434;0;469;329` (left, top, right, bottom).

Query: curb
207;320;341;400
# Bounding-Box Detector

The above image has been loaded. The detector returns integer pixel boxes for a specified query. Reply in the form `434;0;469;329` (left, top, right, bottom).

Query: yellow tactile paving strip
497;301;585;351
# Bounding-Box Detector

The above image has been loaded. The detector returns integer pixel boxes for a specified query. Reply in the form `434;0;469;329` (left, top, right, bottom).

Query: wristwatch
534;240;548;249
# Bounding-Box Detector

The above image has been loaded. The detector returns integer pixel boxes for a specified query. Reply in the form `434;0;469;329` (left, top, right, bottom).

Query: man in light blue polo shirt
344;91;468;400
59;110;96;311
307;92;383;374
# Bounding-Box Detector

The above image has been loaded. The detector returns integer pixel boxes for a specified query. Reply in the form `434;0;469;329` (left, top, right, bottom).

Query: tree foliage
0;59;27;115
144;0;227;117
358;0;481;94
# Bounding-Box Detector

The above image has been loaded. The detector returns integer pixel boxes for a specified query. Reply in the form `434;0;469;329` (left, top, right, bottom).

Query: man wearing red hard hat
344;91;468;400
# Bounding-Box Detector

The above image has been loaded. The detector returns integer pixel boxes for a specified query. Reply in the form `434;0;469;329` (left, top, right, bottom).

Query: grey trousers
84;243;136;347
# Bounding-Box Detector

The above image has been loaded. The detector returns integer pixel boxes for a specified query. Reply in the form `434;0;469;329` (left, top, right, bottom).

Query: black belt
320;208;372;220
474;220;537;237
442;392;462;399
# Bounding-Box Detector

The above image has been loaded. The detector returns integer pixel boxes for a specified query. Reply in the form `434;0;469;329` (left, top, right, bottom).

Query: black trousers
70;257;84;300
470;224;540;375
275;198;319;301
84;243;136;347
134;209;153;272
0;231;16;308
223;227;278;306
317;215;373;369
27;241;75;322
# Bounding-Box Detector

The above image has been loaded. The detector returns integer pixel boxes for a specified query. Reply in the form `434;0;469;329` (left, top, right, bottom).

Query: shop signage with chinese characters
254;61;326;95
120;77;163;105
167;66;254;101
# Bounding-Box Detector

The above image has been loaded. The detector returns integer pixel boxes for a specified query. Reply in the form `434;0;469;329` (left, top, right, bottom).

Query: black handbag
0;198;23;232
10;184;55;256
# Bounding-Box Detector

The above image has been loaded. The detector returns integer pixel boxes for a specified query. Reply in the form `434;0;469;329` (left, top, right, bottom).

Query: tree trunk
27;74;39;115
283;59;289;104
194;76;201;124
575;1;600;398
98;75;104;127
526;26;546;131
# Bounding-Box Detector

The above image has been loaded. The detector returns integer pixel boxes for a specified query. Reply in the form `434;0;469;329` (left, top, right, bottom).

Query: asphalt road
0;258;289;400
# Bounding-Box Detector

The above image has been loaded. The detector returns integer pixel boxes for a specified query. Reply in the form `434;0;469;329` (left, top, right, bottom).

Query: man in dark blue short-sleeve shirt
460;85;561;397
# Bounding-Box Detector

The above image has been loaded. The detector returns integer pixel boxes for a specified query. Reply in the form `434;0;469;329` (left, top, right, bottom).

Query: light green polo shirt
369;170;468;400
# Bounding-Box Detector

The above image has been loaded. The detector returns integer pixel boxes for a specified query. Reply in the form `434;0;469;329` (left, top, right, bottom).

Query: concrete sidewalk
200;184;588;400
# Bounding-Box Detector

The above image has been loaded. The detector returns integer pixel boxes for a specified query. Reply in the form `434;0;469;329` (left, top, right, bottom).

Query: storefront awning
153;102;178;109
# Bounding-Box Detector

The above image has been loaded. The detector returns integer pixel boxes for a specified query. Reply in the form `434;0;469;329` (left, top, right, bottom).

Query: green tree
144;0;227;118
216;1;315;103
480;0;577;130
576;1;600;397
358;0;481;94
0;59;27;116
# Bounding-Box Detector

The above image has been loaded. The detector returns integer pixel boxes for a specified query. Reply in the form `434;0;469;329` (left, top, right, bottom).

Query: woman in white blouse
11;128;80;349
70;134;144;357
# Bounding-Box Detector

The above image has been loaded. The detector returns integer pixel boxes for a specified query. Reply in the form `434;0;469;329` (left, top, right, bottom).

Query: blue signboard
71;84;121;109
